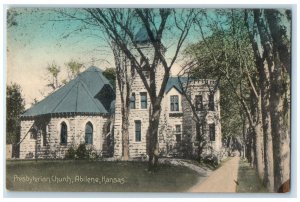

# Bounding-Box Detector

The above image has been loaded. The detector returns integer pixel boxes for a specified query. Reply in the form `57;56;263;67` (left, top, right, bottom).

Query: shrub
86;147;102;160
65;146;76;159
76;143;88;159
25;152;34;159
202;154;219;168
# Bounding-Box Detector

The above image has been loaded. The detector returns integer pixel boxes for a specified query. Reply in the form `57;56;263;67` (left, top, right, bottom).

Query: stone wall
19;120;35;159
182;79;222;158
19;115;110;159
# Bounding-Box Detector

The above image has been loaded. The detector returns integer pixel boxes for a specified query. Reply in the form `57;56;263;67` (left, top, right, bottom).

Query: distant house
19;67;115;159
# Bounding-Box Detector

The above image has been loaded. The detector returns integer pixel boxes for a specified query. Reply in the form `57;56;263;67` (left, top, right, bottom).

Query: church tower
113;26;166;159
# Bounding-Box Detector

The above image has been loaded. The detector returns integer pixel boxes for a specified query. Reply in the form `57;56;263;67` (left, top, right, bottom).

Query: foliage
6;83;25;145
66;60;84;80
75;143;88;159
7;9;18;27
65;145;76;159
183;9;254;141
65;143;102;160
46;62;61;91
202;154;219;168
103;68;116;89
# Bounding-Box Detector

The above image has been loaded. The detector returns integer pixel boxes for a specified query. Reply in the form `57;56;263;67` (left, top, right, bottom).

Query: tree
103;67;116;89
65;60;84;80
245;8;291;192
6;83;25;157
184;8;291;192
46;62;61;91
177;68;221;160
184;8;266;185
77;8;198;170
7;9;18;28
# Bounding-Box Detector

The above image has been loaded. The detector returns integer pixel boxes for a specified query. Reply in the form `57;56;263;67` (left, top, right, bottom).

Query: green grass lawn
236;159;268;193
6;160;200;192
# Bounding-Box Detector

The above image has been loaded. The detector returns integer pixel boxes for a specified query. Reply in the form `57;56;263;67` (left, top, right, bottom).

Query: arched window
60;122;68;145
85;122;93;145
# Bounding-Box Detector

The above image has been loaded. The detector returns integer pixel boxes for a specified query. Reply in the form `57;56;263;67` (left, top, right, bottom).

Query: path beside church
187;156;240;193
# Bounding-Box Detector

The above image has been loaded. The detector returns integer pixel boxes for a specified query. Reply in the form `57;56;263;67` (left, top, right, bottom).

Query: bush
202;154;219;168
64;143;102;160
65;146;76;159
76;143;88;159
86;147;102;160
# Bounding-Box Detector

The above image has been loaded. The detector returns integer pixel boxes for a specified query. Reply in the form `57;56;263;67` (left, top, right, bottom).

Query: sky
6;8;195;109
7;8;114;108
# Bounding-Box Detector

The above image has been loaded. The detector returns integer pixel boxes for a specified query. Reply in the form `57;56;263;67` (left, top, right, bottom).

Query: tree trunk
264;9;291;192
269;52;290;192
262;103;274;191
264;9;291;75
254;117;264;181
121;108;130;160
148;103;161;171
260;64;274;191
250;84;264;180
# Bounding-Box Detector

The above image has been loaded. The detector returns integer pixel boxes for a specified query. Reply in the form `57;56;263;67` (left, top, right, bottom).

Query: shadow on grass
6;160;200;192
236;159;268;193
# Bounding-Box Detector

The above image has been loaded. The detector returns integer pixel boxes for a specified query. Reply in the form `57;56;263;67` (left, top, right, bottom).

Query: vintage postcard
5;6;292;193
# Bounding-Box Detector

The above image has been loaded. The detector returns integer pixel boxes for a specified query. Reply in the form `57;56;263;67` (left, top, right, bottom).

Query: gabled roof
22;66;115;118
165;77;188;94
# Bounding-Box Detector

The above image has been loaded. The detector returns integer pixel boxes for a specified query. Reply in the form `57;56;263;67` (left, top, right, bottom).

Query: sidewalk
187;156;240;193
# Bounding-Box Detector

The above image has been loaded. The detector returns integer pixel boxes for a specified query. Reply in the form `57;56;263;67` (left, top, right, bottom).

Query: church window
60;122;67;145
85;122;93;145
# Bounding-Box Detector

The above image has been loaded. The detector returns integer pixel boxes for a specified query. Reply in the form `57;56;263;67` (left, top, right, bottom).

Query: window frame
208;93;215;111
196;122;204;142
195;95;203;111
175;124;182;142
135;120;142;142
85;122;93;145
60;122;68;145
209;123;216;141
42;132;47;146
170;95;179;112
140;92;147;109
130;93;136;109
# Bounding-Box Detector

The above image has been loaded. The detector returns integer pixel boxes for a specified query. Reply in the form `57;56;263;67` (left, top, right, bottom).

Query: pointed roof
165;77;188;94
22;66;115;118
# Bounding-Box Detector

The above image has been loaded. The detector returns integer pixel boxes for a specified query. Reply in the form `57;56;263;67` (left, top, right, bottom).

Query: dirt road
187;156;240;193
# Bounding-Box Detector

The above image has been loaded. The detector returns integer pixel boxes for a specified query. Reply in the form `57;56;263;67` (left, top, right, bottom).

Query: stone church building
19;66;115;159
19;29;222;160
